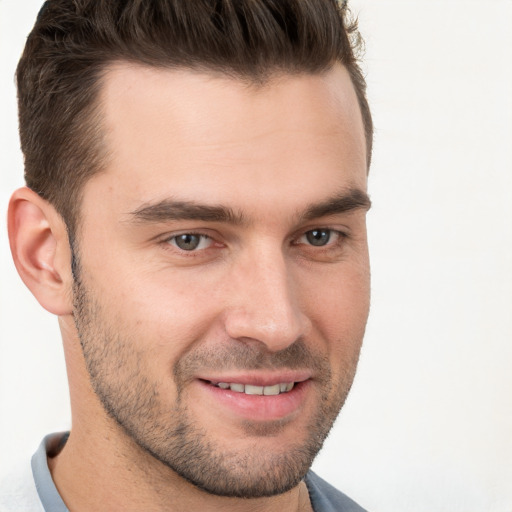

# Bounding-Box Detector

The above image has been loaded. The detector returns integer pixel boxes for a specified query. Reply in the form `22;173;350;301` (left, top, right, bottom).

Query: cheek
101;270;226;357
301;261;370;334
298;267;369;385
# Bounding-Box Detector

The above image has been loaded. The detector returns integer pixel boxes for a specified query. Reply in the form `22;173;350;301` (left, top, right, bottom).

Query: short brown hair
17;0;373;234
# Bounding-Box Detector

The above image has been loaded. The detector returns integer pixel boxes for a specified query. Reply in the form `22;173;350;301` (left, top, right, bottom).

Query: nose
223;248;311;352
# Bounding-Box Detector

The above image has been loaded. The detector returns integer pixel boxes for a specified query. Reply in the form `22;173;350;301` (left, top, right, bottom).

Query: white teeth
245;385;264;395
212;381;295;395
263;384;281;396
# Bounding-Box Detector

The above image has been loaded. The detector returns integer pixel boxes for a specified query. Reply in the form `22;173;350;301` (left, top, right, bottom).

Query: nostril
223;302;310;352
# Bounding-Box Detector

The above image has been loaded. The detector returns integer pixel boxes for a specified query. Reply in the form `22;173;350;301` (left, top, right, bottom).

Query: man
2;0;373;510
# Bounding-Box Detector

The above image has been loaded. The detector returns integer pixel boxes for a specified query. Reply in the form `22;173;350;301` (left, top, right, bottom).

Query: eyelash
162;228;348;256
163;232;217;256
294;228;347;249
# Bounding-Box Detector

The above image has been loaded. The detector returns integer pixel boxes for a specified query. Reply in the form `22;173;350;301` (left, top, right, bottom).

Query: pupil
176;234;200;250
306;229;330;246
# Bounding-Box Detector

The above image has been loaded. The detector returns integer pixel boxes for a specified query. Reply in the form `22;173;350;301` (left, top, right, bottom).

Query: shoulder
0;459;44;512
305;471;368;512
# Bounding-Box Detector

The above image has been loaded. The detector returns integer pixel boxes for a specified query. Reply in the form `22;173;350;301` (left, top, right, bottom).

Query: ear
8;187;74;316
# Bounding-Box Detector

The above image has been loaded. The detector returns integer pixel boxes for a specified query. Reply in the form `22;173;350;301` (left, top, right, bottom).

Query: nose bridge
224;244;310;352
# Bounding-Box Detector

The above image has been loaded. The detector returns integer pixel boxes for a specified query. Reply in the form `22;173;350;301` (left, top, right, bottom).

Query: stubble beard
72;270;361;498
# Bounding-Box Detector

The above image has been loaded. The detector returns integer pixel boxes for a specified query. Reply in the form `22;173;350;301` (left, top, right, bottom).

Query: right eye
167;233;213;251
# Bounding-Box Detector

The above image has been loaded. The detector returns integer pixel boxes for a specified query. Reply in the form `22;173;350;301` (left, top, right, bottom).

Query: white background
1;1;511;511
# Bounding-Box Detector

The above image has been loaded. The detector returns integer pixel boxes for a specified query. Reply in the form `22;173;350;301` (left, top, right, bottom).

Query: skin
8;62;370;511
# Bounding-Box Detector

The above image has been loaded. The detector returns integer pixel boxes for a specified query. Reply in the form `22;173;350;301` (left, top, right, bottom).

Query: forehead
89;62;367;217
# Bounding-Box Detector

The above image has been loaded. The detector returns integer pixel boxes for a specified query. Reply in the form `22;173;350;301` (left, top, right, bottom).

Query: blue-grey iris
175;234;201;251
306;229;331;246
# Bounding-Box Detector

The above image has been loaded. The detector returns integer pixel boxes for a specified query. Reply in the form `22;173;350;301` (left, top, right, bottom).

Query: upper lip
197;371;312;387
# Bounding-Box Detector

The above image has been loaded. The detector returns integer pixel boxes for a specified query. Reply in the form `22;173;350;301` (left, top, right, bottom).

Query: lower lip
197;380;311;422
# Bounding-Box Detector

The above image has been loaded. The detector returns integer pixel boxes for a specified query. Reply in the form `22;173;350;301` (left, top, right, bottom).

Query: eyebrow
301;188;371;221
128;188;371;225
129;200;246;225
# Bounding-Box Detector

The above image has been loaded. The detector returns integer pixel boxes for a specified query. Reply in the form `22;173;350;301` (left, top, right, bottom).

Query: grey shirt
29;433;367;512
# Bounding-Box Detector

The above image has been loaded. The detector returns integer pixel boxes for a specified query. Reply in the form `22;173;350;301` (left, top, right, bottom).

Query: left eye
299;229;339;247
168;234;213;251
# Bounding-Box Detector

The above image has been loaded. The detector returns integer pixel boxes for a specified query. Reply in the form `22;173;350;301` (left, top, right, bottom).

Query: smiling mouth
208;381;295;396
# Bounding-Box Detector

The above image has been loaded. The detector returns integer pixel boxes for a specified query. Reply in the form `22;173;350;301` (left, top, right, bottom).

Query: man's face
71;63;370;497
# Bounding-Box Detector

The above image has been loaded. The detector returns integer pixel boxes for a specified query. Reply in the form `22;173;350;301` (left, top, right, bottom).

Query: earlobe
8;187;74;316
